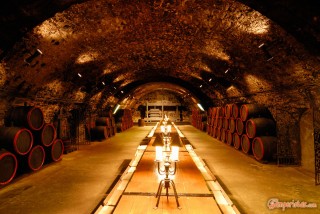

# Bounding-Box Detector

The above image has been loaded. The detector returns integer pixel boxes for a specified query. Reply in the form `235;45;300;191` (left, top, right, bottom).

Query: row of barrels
206;104;277;162
1;106;64;186
0;124;63;186
114;109;133;132
88;117;117;141
191;109;207;131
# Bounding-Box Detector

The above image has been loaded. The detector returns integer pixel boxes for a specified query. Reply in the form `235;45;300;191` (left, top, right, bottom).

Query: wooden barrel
210;126;214;136
212;127;218;138
0;149;18;185
233;133;241;150
214;117;218;127
236;118;244;135
138;119;145;127
241;134;252;154
226;130;233;146
252;136;277;161
240;104;272;121
246;118;276;139
231;104;241;119
223;118;229;129
217;117;223;128
90;126;109;140
46;139;64;162
20;145;45;171
108;127;115;136
0;127;33;155
225;104;232;119
33;123;56;147
216;127;221;140
110;117;116;127
216;107;224;118
10;106;44;131
95;117;111;127
220;128;226;143
206;125;211;135
229;118;236;133
212;107;217;119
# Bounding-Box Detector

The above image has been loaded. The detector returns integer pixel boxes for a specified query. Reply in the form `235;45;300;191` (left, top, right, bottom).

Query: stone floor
0;125;319;214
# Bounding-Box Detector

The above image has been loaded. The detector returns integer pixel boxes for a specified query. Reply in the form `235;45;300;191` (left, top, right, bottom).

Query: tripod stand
154;162;181;209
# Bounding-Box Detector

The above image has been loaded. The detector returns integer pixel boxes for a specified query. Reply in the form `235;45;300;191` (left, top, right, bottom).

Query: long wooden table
113;136;222;213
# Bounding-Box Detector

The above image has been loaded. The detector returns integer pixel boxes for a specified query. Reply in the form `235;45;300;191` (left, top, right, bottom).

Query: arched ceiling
119;82;197;109
0;0;319;111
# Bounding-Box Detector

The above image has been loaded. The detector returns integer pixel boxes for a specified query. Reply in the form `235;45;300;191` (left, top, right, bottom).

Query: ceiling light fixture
197;103;205;111
113;104;120;114
225;68;230;74
102;81;105;85
259;43;273;61
25;49;43;64
77;73;82;78
208;78;212;82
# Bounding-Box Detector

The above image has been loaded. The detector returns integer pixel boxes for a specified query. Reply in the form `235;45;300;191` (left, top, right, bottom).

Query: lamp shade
153;133;164;162
170;134;181;162
155;146;163;162
171;146;179;162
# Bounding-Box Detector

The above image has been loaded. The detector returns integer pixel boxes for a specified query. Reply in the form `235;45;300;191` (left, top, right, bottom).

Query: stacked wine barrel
115;109;133;132
90;116;117;141
0;106;63;186
191;109;207;131
207;103;277;162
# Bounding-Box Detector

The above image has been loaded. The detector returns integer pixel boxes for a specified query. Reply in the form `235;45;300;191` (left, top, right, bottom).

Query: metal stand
154;162;181;209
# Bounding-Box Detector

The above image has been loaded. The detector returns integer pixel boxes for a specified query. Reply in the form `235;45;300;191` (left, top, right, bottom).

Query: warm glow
226;85;243;97
89;91;102;103
103;63;119;75
203;40;231;61
74;89;87;100
234;10;270;35
155;146;163;161
160;125;171;134
244;74;272;92
171;146;179;162
36;18;74;40
193;62;211;72
113;104;120;114
147;122;159;137
76;52;99;64
197;103;205;111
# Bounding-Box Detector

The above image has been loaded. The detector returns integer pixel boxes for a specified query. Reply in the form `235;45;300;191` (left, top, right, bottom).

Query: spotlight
25;49;42;64
225;68;230;74
102;81;105;85
197;103;205;111
259;43;273;61
208;78;212;82
121;90;124;94
199;85;203;88
113;86;117;90
113;104;120;114
77;73;82;78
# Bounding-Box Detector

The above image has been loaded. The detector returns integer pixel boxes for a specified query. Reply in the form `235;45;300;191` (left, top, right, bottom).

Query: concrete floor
0;125;319;214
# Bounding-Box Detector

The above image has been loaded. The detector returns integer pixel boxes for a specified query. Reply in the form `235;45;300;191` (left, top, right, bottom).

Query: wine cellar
0;0;319;213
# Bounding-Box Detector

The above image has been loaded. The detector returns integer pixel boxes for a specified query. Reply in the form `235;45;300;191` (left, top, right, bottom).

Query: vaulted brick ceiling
0;0;319;110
